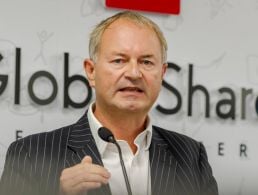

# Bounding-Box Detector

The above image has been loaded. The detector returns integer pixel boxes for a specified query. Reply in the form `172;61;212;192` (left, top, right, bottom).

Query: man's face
85;19;167;114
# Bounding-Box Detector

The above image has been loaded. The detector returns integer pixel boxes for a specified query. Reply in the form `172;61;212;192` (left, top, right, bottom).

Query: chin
119;103;149;113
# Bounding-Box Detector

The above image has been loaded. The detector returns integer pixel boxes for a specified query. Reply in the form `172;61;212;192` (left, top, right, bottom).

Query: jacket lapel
64;112;197;195
150;127;179;195
65;111;111;195
151;126;199;195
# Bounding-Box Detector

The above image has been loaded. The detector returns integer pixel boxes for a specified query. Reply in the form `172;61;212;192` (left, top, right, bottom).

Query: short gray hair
89;11;168;63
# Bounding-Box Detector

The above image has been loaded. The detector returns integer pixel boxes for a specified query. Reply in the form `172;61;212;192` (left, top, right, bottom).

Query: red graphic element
106;0;180;15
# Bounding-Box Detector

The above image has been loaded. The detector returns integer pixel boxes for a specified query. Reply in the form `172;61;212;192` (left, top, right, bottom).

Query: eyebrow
140;54;155;59
110;52;128;57
110;52;155;59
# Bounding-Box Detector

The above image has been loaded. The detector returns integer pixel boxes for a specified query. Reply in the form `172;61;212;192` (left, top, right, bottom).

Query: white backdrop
1;0;258;194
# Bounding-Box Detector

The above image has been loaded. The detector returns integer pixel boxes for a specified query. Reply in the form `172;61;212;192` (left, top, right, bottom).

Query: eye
142;60;152;65
110;58;127;69
112;59;124;64
140;59;154;69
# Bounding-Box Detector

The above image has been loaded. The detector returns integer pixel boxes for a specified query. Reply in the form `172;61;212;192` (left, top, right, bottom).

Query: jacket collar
149;126;178;195
65;110;111;195
65;111;182;195
66;110;103;165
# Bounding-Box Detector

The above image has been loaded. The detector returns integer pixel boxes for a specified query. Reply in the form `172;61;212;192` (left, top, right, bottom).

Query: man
0;11;218;195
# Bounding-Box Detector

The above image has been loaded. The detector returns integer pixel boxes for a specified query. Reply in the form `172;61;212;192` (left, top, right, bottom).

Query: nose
124;61;142;80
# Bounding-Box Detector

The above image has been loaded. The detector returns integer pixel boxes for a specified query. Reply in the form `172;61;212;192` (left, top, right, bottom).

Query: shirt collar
87;102;153;156
87;102;107;156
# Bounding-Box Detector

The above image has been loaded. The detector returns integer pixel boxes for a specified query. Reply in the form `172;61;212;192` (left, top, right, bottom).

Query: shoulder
7;124;73;157
152;125;202;159
152;126;218;194
152;125;200;147
6;111;89;157
17;124;71;144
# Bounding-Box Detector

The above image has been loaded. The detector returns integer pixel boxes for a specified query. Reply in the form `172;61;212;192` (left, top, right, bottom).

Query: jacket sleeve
198;143;219;195
0;140;39;195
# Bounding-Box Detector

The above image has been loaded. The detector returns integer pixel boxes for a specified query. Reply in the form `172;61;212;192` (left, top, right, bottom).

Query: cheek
146;71;163;85
146;73;163;93
95;69;118;91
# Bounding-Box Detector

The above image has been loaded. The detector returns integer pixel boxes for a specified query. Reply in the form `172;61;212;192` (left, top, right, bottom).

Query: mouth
118;87;144;93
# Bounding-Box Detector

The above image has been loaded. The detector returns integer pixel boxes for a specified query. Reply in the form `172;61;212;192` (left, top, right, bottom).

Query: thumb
81;155;92;164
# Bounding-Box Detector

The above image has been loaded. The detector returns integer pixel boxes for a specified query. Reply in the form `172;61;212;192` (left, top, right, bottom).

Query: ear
161;63;168;78
84;59;96;87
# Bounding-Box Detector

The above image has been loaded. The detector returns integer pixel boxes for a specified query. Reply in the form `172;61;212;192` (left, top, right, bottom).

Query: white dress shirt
87;103;152;195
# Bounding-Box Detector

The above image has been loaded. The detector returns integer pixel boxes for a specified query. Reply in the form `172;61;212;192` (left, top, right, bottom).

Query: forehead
104;18;156;37
99;19;162;57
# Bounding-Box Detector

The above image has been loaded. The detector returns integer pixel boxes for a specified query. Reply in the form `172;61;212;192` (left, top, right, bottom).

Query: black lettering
0;51;8;96
241;88;252;119
0;74;8;96
218;142;224;156
240;144;247;157
16;130;23;140
28;71;58;105
64;53;92;108
15;48;21;104
156;62;182;114
188;64;210;117
216;87;236;119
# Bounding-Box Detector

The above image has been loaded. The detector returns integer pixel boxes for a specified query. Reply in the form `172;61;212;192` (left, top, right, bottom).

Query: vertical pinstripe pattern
0;111;218;195
150;126;218;195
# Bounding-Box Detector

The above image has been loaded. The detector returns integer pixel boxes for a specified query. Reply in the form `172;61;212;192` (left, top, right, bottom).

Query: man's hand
59;156;110;195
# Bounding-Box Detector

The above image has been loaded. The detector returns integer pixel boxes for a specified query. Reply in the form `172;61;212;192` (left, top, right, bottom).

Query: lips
119;87;144;93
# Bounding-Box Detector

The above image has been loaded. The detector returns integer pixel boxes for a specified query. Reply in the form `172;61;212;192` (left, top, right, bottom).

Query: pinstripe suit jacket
0;111;218;195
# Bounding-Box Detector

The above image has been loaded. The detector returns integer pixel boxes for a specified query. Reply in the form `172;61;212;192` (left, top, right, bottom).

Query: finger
81;156;92;164
62;165;110;186
74;181;102;193
60;171;109;194
77;171;110;185
87;164;110;179
60;181;102;195
65;162;110;179
61;162;102;178
60;164;110;187
81;156;110;178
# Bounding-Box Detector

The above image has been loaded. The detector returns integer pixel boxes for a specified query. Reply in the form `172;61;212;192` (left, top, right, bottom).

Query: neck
93;104;148;153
